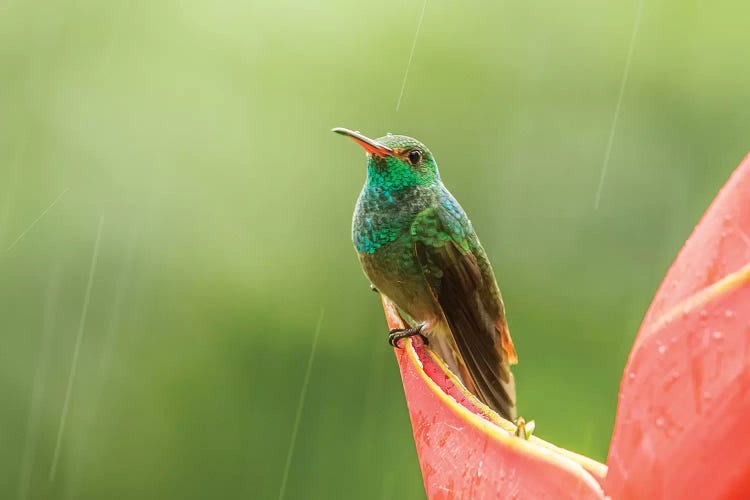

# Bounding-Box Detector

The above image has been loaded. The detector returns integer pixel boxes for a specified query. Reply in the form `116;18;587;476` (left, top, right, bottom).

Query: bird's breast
352;184;439;316
357;239;435;318
351;186;422;254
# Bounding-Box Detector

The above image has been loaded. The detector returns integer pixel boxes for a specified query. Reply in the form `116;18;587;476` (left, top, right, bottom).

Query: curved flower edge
381;153;750;499
382;296;607;499
606;153;750;499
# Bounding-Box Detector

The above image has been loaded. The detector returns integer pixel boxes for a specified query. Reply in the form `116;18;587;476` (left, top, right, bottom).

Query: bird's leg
388;323;429;348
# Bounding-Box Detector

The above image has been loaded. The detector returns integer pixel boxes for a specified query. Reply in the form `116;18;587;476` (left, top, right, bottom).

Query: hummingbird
334;127;518;421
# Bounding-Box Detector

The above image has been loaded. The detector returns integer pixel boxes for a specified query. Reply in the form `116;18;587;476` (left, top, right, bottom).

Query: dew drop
655;416;665;428
628;371;636;380
658;344;667;355
712;331;723;340
725;310;735;319
663;369;680;388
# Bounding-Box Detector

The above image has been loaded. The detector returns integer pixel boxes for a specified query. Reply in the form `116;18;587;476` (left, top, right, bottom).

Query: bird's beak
332;127;394;157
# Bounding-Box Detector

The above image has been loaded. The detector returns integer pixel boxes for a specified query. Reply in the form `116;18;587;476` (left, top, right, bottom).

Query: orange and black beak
332;127;393;157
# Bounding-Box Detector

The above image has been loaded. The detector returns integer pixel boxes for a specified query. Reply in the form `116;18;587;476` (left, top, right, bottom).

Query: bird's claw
514;417;536;440
388;324;428;348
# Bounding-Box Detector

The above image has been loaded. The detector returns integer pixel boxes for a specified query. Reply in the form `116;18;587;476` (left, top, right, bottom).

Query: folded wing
411;206;517;420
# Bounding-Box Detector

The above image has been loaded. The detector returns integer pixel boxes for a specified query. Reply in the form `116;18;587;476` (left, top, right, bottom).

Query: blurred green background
1;0;749;498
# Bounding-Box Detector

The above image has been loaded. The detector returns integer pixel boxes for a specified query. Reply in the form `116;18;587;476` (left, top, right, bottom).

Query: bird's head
333;127;440;191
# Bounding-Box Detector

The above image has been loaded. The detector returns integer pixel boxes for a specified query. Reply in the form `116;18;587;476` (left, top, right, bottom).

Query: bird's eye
407;149;422;165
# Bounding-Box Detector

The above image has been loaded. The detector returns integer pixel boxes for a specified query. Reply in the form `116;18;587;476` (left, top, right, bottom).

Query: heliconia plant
382;153;750;499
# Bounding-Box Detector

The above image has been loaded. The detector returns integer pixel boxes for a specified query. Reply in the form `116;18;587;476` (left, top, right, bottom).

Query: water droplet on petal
658;344;667;355
725;310;735;319
656;416;665;428
663;369;680;388
712;331;723;340
628;371;636;380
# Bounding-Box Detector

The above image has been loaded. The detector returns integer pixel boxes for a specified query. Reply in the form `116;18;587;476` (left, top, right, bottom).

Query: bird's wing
411;205;517;420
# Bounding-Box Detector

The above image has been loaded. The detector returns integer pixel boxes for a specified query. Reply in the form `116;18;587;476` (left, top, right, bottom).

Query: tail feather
429;329;479;396
448;318;517;420
436;272;517;420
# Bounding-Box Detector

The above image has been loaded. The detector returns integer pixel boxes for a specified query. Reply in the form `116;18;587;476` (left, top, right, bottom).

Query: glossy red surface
606;153;750;499
383;153;750;499
383;299;605;499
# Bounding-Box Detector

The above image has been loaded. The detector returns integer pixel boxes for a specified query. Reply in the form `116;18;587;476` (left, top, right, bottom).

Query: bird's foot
388;324;428;348
514;417;536;440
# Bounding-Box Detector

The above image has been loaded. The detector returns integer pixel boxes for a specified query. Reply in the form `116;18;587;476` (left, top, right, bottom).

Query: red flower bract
606;153;750;500
383;298;607;499
382;153;750;499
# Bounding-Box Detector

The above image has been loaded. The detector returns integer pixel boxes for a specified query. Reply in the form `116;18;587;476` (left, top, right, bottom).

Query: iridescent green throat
365;155;439;193
353;133;443;254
